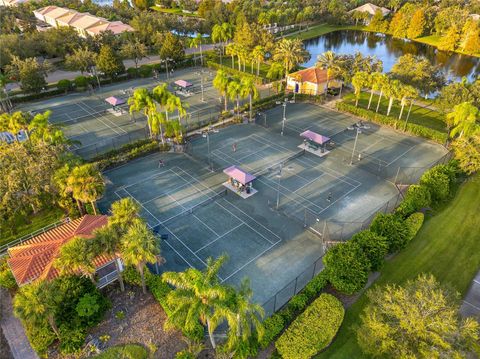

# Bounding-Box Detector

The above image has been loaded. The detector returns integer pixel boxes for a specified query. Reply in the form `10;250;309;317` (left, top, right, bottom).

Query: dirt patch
88;283;186;358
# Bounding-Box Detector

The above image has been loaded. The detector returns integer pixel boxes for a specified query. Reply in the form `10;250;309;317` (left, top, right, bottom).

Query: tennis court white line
75;101;124;136
221;241;279;283
77;101;127;135
293;172;329;194
123;168;189;194
120;188;161;226
194;223;244;253
163;239;199;271
386;144;417;166
142;182;193;205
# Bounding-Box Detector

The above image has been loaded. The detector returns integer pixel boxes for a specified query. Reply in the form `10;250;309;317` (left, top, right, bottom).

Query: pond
302;30;480;83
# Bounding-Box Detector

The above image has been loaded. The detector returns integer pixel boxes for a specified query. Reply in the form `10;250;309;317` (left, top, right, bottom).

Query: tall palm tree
367;72;386;110
54;236;97;282
162;255;229;349
252;46;266;76
212;23;234;64
213;70;230;112
376;75;389;113
109;197;140;234
384;79;402;117
273;38;310;86
316;51;341;92
226;43;237;69
66;163;105;215
228;78;242;117
94;225;125;291
447;102;480;139
189;34;202;67
398;84;418;121
28;110;68;145
240;77;259;121
128;88;157;138
352;71;370;107
121;219;160;294
13;280;60;338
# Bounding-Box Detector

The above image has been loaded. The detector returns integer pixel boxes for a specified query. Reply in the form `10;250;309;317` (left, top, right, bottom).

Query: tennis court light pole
281;101;287;135
350;127;362;165
276;164;283;210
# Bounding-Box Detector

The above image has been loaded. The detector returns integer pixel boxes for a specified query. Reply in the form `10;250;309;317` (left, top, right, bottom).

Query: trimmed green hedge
275;294;345;359
336;101;448;144
405;212;425;241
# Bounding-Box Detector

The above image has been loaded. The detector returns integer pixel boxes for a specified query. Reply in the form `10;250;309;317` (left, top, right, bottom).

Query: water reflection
303;30;479;82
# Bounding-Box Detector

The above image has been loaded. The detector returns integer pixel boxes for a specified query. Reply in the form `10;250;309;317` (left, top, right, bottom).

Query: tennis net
50;109;109;125
254;150;305;178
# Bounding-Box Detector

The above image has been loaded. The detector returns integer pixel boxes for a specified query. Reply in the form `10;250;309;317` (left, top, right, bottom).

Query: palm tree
383;79;402;117
109;197;140;235
367;72;386;110
240;77;259;121
273;38;310;86
94;225;125;291
121;219;160;294
398;84;418;121
67;163;105;215
375;75;389;113
54;236;97;282
352;71;370;107
13;281;60;338
228;78;242;117
213;70;230;112
212;23;234;64
3;111;29;141
128;88;157;138
252;46;266;76
316;51;341;92
162;255;229;349
226;43;237;69
447;102;480;139
28;110;67;144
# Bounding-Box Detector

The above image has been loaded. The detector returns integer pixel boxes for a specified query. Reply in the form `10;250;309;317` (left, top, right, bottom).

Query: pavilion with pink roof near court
299;130;332;157
223;165;258;199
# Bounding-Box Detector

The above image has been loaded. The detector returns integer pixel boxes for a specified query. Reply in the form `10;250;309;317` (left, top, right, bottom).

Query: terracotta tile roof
288;67;329;84
70;14;104;30
7;215;111;286
86;21;134;35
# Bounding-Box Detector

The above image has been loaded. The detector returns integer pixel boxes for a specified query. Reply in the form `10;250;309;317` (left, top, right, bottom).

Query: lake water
302;30;480;83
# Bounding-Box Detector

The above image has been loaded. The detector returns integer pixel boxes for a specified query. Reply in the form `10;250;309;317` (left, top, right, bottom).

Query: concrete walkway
0;289;38;359
460;270;480;320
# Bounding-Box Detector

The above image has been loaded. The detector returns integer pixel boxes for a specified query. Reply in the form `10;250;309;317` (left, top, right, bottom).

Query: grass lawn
210;56;271;79
343;92;447;133
93;344;148;359
151;5;200;18
287;24;365;41
319;172;480;358
415;35;480;58
0;207;65;248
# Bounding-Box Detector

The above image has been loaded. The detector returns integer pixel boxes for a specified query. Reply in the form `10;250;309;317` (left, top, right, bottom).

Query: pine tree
407;8;426;39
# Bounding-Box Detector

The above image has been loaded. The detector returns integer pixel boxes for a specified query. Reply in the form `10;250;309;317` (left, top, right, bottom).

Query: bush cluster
206;61;264;84
275;294;344;359
0;257;17;290
336;102;448;144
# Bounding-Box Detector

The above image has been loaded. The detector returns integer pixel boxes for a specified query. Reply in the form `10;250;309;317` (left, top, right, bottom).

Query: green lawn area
343;92;447;133
319;172;480;358
0;207;65;247
209;56;272;79
287;24;365;41
93;344;148;359
151;6;200;18
415;35;480;58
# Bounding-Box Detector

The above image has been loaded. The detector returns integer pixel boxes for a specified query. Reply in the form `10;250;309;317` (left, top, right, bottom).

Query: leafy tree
211;22;234;63
420;167;452;203
438;25;460;52
66;163;105;215
351;230;388;271
389;4;416;39
213;70;230;112
96;45;125;80
120;37;148;69
54;237;97;282
121;219;159;294
251;45;265;76
159;32;185;63
316;51;341;92
323;241;370;294
436;78;475;113
357;274;480;358
407;7;427;39
461;19;480;54
273;38;310;83
451;132;480;174
395;184;432;217
446;102;480;139
367;9;389;33
130;12;167;47
128;87;158;138
5;56;51;93
227;78;242;117
370;213;410;252
162;255;229;348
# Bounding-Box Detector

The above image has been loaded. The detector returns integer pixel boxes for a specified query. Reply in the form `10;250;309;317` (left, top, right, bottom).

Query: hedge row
336;101;448;144
91;139;170;170
206;61;264;85
275;294;345;359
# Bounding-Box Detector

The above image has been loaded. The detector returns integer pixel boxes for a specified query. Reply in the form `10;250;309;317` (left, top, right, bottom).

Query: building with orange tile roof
286;67;342;96
33;6;133;38
7;215;120;288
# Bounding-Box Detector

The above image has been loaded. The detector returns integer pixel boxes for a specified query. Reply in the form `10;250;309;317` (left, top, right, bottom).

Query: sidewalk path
0;289;39;359
460;270;480;319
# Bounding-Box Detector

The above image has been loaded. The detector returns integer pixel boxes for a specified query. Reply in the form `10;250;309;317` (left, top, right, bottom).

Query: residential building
33;6;134;37
7;215;122;288
349;3;391;24
286;67;342;96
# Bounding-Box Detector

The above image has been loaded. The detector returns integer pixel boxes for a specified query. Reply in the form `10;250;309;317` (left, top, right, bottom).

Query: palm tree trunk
207;318;216;349
249;94;252;121
76;199;84;215
257;61;260;76
404;101;414;131
238;56;241;71
224;93;228;112
138;265;147;294
398;100;406;120
115;257;125;292
231;55;234;69
236;96;240;117
251;61;254;74
368;90;374;110
376;90;383;113
48;315;60;338
91;201;97;215
387;97;394;116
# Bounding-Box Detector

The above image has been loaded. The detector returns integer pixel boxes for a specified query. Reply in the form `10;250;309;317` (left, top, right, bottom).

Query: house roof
288;67;330;84
86;21;134;35
7;215;112;286
349;3;390;16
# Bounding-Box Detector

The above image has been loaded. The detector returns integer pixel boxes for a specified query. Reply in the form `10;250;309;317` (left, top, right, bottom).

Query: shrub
58;324;87;354
275;294;344;359
93;344;148;359
206;61;264;84
139;64;153;78
74;75;89;89
396;184;431;217
260;313;285;349
351;230;388;271
126;67;139;78
24;321;56;357
0;257;17;290
302;271;329;298
420;166;451;203
404;212;424;241
370;213;411;253
122;265;143;286
323;241;370;294
57;79;73;93
286;293;309;312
